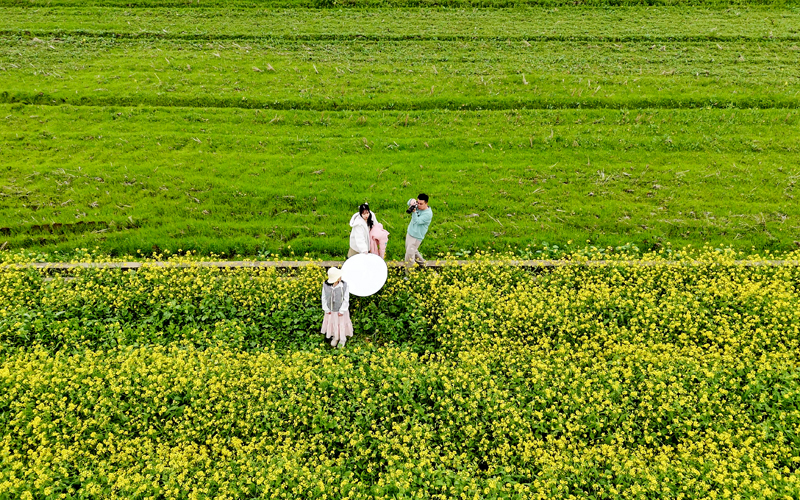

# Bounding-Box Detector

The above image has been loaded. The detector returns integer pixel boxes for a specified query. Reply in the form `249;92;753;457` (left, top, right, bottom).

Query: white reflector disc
341;253;388;297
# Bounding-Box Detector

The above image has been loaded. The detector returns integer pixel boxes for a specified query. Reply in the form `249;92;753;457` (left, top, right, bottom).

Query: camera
406;199;417;214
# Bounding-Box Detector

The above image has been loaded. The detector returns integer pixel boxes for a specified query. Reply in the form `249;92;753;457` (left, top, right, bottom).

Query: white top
349;212;373;254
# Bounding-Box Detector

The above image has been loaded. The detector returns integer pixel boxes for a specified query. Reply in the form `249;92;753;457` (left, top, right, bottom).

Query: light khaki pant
404;234;425;270
348;248;359;258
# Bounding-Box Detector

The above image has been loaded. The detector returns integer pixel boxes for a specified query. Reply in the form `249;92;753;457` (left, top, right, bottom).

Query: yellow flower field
1;248;798;498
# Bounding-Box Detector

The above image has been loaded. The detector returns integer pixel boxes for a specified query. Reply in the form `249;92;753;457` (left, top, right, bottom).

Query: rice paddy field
1;2;800;499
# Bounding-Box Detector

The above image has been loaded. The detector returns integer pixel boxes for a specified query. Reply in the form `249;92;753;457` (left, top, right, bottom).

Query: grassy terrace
2;105;799;257
2;8;800;110
1;7;799;258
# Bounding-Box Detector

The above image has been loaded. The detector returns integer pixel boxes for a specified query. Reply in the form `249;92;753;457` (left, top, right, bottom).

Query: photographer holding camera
404;193;432;272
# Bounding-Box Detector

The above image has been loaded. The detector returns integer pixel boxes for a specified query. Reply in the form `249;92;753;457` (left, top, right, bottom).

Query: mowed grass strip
2;7;800;41
1;104;798;257
2;35;799;110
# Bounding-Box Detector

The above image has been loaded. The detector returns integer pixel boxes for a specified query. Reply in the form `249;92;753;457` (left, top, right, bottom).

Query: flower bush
1;247;799;498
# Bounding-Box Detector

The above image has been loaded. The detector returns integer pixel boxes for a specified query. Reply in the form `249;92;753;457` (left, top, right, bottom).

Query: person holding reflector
348;203;375;257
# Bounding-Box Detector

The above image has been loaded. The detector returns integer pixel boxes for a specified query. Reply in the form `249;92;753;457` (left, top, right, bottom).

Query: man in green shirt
405;193;432;271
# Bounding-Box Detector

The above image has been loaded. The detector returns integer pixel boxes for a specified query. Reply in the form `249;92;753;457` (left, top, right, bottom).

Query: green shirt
407;207;433;240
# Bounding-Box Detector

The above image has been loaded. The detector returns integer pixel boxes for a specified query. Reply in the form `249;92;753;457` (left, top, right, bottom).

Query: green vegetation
2;103;799;257
2;10;799;111
1;7;799;258
2;38;799;110
3;5;799;498
1;248;799;351
0;0;795;7
2;251;799;497
3;7;800;41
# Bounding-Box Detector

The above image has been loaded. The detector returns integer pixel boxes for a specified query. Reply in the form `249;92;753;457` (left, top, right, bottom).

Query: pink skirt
321;312;354;347
370;223;390;258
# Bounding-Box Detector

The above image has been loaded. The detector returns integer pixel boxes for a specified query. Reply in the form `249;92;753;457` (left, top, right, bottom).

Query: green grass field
1;6;799;258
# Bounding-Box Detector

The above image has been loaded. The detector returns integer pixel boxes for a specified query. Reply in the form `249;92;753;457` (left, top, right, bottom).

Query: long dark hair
359;203;374;230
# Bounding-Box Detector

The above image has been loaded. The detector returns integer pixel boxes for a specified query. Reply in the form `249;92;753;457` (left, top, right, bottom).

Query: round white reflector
341;253;388;297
